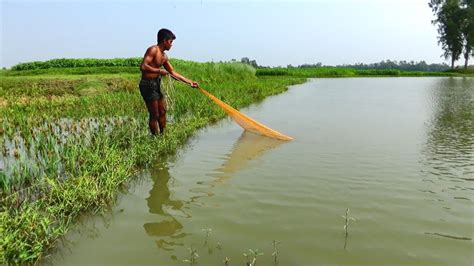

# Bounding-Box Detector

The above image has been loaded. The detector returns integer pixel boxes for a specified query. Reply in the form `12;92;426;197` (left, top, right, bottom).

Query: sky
1;0;447;68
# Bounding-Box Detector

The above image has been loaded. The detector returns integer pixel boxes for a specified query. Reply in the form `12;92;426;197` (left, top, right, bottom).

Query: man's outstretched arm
163;60;199;88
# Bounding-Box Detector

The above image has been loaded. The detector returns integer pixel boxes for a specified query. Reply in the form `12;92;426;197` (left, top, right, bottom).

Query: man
140;28;199;135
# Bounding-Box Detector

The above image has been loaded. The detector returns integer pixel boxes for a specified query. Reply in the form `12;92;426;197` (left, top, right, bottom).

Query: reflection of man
146;165;182;215
143;164;187;250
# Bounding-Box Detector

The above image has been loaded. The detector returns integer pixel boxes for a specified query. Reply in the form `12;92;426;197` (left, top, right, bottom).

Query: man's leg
157;98;166;134
145;99;160;135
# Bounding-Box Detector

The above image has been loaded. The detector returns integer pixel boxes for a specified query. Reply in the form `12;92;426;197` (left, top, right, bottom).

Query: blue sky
1;0;445;68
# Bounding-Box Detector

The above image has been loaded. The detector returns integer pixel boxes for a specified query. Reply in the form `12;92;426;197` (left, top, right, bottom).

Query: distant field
3;57;472;78
256;66;474;77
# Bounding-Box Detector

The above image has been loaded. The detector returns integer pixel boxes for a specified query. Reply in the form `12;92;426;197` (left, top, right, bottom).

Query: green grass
0;60;304;264
445;67;474;74
256;66;473;77
9;57;142;71
0;66;140;76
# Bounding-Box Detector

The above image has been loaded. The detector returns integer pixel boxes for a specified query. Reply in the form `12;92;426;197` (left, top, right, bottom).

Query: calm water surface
49;77;474;266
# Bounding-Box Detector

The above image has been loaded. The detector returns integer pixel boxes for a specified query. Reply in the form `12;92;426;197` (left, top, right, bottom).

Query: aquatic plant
182;246;199;265
342;208;356;249
202;228;212;245
222;256;230;265
243;248;263;266
271;240;281;264
342;208;356;236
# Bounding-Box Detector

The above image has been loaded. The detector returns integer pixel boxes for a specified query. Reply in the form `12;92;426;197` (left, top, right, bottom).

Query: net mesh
161;75;176;116
198;88;293;141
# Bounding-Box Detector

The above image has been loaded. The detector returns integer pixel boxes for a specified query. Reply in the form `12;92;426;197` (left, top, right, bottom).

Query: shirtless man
140;28;199;135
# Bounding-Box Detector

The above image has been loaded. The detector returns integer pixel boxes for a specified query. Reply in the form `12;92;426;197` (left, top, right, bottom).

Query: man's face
164;39;173;50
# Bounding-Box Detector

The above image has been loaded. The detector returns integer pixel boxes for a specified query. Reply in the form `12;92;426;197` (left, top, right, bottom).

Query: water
48;77;474;266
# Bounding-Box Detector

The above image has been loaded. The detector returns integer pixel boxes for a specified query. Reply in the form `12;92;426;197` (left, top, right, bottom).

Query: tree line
310;60;451;72
429;0;473;68
245;58;453;72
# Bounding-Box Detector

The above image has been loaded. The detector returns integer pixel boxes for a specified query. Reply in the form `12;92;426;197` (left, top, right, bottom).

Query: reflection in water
187;131;284;204
144;164;189;251
421;77;474;217
144;132;284;251
423;78;474;182
419;78;474;243
209;131;284;185
146;166;184;216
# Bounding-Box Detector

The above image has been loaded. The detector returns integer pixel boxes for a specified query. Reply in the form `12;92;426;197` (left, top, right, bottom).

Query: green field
0;58;471;264
256;66;474;77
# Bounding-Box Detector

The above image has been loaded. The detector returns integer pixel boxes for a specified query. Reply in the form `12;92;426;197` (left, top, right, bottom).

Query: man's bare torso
141;45;167;80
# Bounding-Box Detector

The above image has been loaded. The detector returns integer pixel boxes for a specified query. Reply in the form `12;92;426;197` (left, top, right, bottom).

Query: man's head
157;28;176;50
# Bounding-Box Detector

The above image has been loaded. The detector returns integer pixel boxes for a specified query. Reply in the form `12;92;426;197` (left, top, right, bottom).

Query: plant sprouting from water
222;256;230;265
271;240;281;264
202;228;212;245
342;208;356;236
183;246;199;265
243;248;263;266
342;208;356;249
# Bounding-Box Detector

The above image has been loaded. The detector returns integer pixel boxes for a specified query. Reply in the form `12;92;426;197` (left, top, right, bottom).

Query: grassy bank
0;60;305;264
256;66;474;77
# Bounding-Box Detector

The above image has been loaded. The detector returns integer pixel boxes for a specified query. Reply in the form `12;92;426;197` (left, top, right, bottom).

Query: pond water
48;77;474;266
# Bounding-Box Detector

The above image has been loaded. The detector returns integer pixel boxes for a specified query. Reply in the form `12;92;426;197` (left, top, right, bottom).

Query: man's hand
190;81;199;88
160;69;169;76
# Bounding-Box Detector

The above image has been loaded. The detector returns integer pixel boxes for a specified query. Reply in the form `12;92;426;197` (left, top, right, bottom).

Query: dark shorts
139;78;163;101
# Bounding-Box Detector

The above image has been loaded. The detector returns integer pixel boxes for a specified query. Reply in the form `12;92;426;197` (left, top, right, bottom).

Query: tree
430;0;465;68
240;57;258;68
460;0;474;67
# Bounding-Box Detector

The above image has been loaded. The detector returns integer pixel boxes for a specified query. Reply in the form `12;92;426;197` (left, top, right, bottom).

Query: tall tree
460;0;474;67
430;0;464;68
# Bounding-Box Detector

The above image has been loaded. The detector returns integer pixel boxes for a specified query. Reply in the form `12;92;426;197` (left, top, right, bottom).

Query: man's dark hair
157;28;176;44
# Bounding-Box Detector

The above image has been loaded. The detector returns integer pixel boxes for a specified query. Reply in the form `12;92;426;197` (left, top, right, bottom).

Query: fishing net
198;88;293;141
161;75;176;121
167;74;293;141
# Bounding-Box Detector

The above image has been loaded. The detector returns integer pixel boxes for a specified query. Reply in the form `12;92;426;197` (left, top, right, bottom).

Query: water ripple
425;232;472;241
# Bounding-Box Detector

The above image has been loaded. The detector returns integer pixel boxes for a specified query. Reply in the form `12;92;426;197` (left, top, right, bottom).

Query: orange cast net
198;87;293;141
